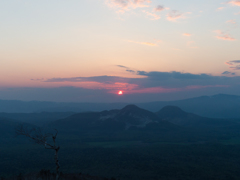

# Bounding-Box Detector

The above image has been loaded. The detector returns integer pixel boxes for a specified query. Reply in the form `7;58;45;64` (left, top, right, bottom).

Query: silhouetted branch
15;124;60;180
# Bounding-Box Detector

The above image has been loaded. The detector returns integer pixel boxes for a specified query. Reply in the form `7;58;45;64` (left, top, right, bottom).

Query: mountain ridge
1;94;240;118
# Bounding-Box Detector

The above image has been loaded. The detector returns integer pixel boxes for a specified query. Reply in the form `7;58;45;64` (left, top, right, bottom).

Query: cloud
214;30;236;41
136;71;213;80
117;65;128;68
117;65;136;73
230;66;240;70
222;71;231;75
166;10;185;22
34;67;240;100
226;19;236;24
222;71;236;75
217;7;225;10
154;5;165;12
105;0;151;13
225;60;240;65
43;76;132;83
228;0;240;6
142;10;161;20
127;40;158;46
183;33;192;37
225;60;240;71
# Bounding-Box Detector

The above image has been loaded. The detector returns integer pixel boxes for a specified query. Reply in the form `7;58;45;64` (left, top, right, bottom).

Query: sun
118;91;123;95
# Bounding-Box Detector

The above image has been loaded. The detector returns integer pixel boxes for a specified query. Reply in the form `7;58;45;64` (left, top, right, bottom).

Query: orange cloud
226;19;236;24
228;0;240;6
217;7;225;10
106;0;151;13
183;33;192;36
214;30;236;41
142;10;161;20
127;40;158;46
109;85;229;94
216;35;236;41
166;10;185;22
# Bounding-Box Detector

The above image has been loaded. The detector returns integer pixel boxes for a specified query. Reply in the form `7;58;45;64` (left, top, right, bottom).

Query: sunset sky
0;0;240;102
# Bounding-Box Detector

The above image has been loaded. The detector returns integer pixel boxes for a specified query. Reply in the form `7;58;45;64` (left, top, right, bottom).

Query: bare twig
15;124;60;180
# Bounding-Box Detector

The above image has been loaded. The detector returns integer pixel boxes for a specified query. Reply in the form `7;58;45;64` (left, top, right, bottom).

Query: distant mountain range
1;104;240;145
1;94;240;118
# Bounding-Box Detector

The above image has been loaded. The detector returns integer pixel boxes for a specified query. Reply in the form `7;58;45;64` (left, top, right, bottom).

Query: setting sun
118;91;123;95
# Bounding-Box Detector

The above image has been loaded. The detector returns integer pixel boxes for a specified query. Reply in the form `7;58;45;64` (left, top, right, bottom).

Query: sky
0;0;240;102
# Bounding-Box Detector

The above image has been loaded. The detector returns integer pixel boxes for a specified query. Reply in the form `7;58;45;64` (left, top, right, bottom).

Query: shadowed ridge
119;104;161;121
156;106;188;119
120;104;145;113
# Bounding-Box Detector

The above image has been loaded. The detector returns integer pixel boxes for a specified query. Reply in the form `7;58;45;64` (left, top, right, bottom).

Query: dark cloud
126;69;135;73
31;78;45;81
167;10;184;21
117;65;136;73
42;70;240;89
44;76;132;83
230;65;240;70
154;5;165;12
225;60;240;70
5;70;240;102
222;71;231;75
225;60;240;66
137;71;212;80
222;71;236;75
117;65;128;68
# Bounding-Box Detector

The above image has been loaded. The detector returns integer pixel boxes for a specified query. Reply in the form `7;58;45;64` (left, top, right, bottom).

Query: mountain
140;94;240;118
50;105;177;134
0;112;76;126
156;106;239;129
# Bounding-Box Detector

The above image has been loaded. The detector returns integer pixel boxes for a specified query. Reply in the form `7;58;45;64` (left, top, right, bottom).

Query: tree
15;125;60;180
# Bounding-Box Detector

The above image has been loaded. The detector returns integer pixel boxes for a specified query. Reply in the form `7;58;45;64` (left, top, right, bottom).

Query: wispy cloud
214;30;236;41
217;7;225;10
225;60;240;70
117;65;136;73
127;40;159;46
226;19;236;24
228;0;240;6
183;33;192;37
142;10;161;20
166;10;185;22
105;0;151;13
225;60;240;65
